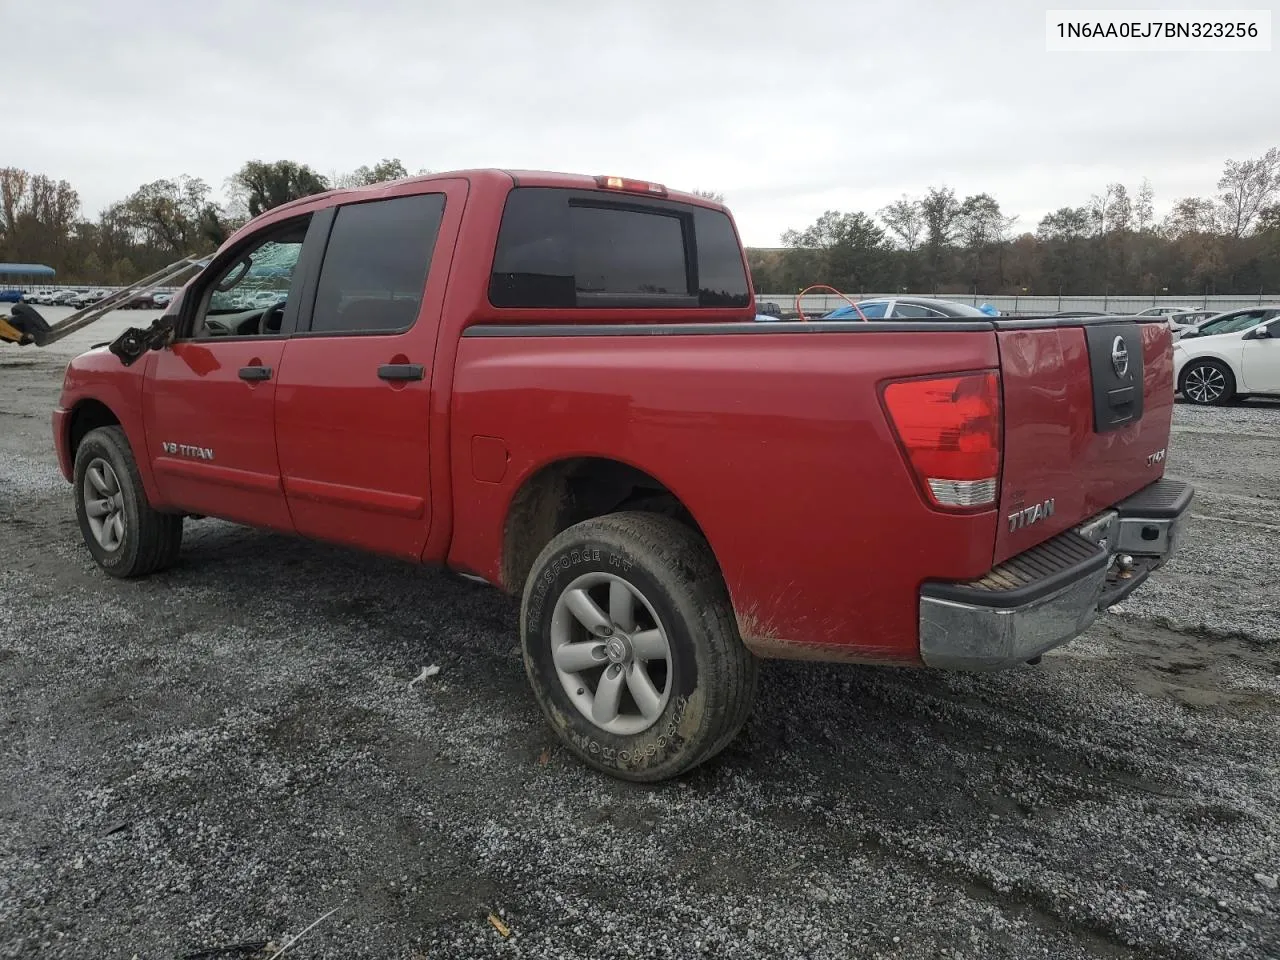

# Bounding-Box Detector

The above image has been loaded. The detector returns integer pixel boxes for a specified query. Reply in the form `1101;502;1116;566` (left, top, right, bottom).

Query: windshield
824;301;887;319
1195;312;1266;336
208;230;306;314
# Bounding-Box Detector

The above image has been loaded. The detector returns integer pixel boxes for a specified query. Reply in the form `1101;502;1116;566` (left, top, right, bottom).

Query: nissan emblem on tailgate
1111;336;1130;378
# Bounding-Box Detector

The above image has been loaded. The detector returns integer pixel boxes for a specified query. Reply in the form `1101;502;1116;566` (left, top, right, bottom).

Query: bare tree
957;193;1017;286
691;188;725;203
1037;206;1092;241
0;167;31;236
919;186;960;285
1109;184;1132;232
1162;197;1220;237
119;176;214;254
1216;147;1280;237
878;195;925;251
958;194;1018;247
0;168;80;268
1089;183;1132;235
1260;203;1280;233
782;210;888;290
920;186;960;248
1134;178;1155;231
332;158;410;189
229;160;330;218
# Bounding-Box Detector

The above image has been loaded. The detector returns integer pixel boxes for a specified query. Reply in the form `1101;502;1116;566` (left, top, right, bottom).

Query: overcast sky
8;0;1278;245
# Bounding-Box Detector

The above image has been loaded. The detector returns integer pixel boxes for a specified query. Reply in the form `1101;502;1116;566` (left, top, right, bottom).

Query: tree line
2;151;1278;296
748;147;1280;297
0;159;418;285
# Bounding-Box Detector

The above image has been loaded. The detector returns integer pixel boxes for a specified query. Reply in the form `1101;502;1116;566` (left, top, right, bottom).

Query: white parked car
1166;309;1218;339
1136;306;1193;317
1173;307;1280;405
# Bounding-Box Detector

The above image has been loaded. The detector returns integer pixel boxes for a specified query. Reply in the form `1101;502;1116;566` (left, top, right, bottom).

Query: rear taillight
882;371;1002;511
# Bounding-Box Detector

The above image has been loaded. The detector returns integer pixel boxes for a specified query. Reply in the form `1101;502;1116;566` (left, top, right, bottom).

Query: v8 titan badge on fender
161;442;215;461
1084;323;1145;434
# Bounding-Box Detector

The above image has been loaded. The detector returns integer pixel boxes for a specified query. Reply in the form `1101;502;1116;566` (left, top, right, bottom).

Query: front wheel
73;425;183;577
520;512;758;781
1179;359;1236;406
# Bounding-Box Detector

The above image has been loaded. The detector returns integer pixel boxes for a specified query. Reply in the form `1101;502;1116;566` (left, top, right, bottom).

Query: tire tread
523;510;757;780
77;426;182;578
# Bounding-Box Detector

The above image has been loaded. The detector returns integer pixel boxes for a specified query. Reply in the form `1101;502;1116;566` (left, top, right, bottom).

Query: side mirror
108;315;178;366
1246;325;1274;340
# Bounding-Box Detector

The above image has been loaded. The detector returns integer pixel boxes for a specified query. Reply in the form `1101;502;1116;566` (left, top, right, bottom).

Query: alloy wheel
549;572;673;736
1185;364;1227;404
83;458;126;551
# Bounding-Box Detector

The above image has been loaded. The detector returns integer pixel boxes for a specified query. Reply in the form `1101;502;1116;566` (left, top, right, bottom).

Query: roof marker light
594;176;668;197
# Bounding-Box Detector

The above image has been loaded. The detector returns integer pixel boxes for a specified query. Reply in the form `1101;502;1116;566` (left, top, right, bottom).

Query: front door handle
238;365;272;381
377;363;425;382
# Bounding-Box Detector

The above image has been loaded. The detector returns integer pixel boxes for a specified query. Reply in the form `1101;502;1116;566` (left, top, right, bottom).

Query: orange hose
794;284;866;322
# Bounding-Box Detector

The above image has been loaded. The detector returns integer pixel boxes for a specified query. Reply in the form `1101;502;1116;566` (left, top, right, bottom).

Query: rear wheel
520;511;758;781
73;426;183;578
1179;359;1235;406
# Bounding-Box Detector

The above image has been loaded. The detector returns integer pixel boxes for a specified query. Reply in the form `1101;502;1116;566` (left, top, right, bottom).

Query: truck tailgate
993;318;1175;564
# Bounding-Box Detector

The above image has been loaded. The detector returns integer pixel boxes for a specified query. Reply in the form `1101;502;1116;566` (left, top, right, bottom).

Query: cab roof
247;169;718;222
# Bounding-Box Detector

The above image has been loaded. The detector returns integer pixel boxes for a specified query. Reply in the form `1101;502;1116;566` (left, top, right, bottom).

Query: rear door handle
377;363;425;382
238;366;272;381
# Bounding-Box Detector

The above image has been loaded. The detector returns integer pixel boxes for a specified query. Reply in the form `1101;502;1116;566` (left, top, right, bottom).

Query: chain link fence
10;284;1276;318
758;292;1277;318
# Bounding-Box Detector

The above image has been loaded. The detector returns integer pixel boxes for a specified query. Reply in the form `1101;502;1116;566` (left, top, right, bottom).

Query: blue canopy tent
0;263;56;302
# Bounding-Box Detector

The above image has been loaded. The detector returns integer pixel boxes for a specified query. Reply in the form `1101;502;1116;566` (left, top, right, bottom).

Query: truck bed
444;313;1175;663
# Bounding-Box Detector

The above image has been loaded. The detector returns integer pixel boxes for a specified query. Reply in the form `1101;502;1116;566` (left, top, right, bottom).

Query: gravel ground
1;328;1278;960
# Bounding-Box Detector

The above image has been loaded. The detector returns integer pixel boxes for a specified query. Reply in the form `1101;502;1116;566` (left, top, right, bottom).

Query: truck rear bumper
918;477;1192;670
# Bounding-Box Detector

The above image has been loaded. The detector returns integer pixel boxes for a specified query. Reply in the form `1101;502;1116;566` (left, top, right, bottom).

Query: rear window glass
572;205;687;297
489;187;750;309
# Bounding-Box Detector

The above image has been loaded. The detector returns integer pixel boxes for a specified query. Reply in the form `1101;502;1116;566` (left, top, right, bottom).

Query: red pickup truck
52;169;1191;780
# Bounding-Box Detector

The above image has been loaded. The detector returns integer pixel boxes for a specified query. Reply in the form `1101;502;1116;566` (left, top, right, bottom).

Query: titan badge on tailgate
1084;323;1145;432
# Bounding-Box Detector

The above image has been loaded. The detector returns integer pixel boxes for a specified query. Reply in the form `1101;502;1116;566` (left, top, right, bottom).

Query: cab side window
193;217;310;339
306;193;446;335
